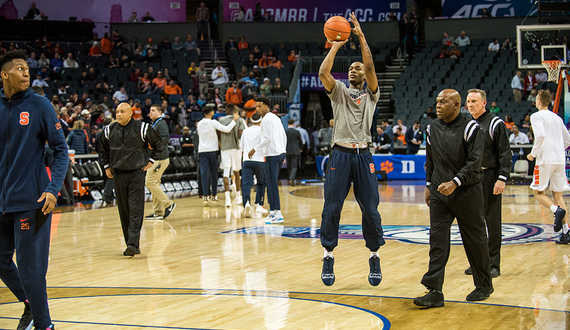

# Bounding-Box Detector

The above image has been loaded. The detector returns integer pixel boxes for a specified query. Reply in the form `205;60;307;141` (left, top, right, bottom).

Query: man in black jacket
145;104;176;220
405;120;423;155
285;119;303;185
99;102;164;256
414;89;493;308
464;89;512;278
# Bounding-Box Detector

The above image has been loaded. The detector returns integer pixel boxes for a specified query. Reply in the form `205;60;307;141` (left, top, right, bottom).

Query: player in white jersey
527;90;570;243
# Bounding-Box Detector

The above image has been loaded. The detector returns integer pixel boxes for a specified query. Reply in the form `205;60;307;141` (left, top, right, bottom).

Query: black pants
421;183;492;291
114;169;145;248
286;154;299;181
483;168;502;271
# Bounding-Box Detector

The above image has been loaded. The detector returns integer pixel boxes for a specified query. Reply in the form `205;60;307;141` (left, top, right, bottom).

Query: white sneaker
266;212;284;224
225;196;232;207
203;196;210;205
211;195;218;203
244;202;252;218
230;184;237;194
236;195;243;204
256;204;269;214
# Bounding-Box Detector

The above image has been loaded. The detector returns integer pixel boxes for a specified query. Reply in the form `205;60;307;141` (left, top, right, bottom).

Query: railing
268;95;288;114
288;51;303;104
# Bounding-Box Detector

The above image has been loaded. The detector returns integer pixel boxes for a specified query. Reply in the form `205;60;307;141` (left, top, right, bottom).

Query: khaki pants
145;158;172;216
513;89;522;102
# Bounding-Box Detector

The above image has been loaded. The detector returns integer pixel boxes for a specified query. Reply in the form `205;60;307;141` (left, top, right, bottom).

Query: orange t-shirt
164;85;182;95
244;99;256;117
271;60;283;69
132;106;142;120
100;38;112;54
153;77;167;89
258;58;270;68
225;88;242;105
89;46;100;56
238;41;248;50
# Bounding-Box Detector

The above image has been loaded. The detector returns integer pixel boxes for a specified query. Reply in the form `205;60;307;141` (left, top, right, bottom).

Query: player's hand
437;181;457;196
248;149;256;159
38;192;57;215
142;162;153;171
349;12;363;37
493;180;505;195
425;187;430;207
106;168;113;178
327;38;349;50
526;153;534;161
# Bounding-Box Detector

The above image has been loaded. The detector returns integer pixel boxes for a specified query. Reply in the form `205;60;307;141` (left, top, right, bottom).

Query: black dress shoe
123;245;139;256
414;288;444;308
466;286;494;301
465;267;472;275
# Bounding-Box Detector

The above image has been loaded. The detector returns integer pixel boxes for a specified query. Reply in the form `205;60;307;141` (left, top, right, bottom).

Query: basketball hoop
542;60;563;82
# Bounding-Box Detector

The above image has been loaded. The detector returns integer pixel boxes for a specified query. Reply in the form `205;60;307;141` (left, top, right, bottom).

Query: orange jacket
100;38;113;54
225;87;242;105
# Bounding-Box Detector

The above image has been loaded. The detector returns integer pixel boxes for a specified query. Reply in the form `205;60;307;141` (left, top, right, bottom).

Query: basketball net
542;60;562;83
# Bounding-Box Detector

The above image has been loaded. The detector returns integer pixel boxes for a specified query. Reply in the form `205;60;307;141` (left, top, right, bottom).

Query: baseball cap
264;77;269;81
81;110;90;115
253;65;258;69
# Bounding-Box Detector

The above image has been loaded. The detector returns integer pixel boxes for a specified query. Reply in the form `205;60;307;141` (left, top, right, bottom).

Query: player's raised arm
349;12;377;94
319;39;348;93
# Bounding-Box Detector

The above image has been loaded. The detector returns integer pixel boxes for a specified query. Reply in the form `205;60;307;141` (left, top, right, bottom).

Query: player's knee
534;190;545;196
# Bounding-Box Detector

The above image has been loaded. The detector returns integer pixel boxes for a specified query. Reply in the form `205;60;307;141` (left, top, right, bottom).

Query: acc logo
19;112;29;125
223;224;560;245
380;160;393;174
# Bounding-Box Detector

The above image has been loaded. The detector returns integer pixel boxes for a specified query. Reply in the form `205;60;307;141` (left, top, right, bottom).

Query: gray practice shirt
219;115;246;150
328;80;379;146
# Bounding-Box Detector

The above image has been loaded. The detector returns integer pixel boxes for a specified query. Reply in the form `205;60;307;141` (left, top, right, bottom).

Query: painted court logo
222;224;558;245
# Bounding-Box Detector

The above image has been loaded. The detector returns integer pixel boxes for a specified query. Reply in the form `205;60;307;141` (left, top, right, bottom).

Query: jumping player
527;90;570;243
0;50;69;330
319;12;384;287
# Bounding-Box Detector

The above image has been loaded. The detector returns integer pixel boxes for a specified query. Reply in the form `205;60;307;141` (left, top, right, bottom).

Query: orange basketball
324;16;351;42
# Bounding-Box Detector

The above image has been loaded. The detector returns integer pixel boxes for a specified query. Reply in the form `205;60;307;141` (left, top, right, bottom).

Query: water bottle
519;148;524;157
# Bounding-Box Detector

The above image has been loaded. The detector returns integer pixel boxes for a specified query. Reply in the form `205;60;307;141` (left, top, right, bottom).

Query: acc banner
225;0;405;22
300;73;348;91
316;154;426;180
442;0;537;18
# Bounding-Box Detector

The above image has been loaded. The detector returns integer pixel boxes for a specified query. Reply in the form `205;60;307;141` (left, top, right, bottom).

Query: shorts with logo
221;149;242;173
530;164;570;192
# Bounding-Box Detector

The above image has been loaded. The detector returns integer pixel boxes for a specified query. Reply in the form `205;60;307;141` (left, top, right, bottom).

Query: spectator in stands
140;98;152;122
66;120;89;154
288;50;299;62
535;69;548;89
488;38;500;52
241;80;258;102
318;119;333;148
188;71;199;98
63;53;78;68
455;30;471;47
184;35;198;52
131;99;143;121
165;80;182;96
394;127;405;146
489;101;500;114
405;120;424;155
188;62;198;75
523;70;537;97
51;43;64;57
152;71;167;93
132;48;144;62
196;61;208;96
253;2;263;21
127;11;139;23
111;30;124;58
130;37;140;51
509;124;530;145
196;1;210;40
213;89;224;106
434;46;448;59
405;16;418;59
420;106;437;120
501;37;513;51
106;54;119;69
89;41;101;57
480;7;493;17
51;52;63;70
86;67;98;81
398;13;408;50
528;89;537;103
146;49;159;62
38;53;50;68
504;115;514;131
172;36;183;51
101;33;113;55
141;12;155;22
236;6;246;21
130;68;141;82
252;65;262;79
448;45;461;60
392;118;407;135
271;77;286;94
270;56;283;69
442;31;454;49
211;62;229;98
179;126;194;155
39;67;49;81
226;81;243;106
238;36;249;50
225;36;237;55
240;71;259;87
32;73;48;88
144;38;157;53
245;53;257;69
374;126;391;154
197;94;207;108
237;65;249;80
252;46;263;61
26;52;40;69
113;86;128;102
26;2;40;19
258;53;270;72
261;11;273;22
520;114;531;130
511;71;523;103
260;77;272;95
154;37;170;54
187;95;201;112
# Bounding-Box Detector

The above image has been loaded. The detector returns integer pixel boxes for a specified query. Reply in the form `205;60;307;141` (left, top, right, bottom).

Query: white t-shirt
211;67;228;85
530;109;570;165
113;91;128;101
254;112;286;157
488;42;500;51
509;132;530;145
240;125;264;162
197;118;236;153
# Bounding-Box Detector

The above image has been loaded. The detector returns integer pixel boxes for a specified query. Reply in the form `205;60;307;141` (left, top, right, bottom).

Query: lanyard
152;118;162;128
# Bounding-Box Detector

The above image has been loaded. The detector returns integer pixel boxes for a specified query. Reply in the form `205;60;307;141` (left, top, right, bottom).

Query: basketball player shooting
319;12;385;287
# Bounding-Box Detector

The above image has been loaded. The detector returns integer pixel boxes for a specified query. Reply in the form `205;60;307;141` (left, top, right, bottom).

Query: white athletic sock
551;205;559;213
275;210;282;216
564;223;569;234
237;191;241;197
324;249;333;258
225;191;230;198
370;251;379;258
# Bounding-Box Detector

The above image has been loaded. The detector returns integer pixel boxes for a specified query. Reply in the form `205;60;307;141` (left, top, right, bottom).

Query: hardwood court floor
1;181;570;329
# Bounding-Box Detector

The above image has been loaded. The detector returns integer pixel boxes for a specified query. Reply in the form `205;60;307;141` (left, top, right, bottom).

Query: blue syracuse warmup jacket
0;88;69;213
